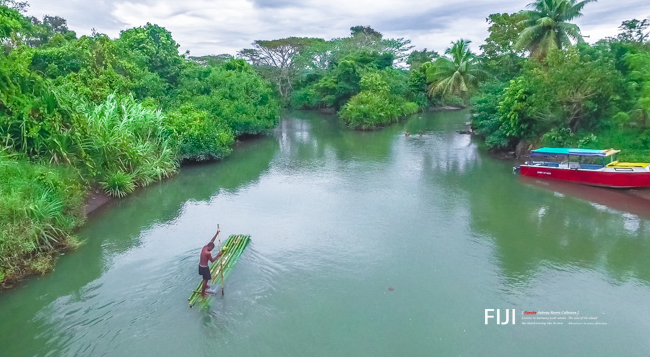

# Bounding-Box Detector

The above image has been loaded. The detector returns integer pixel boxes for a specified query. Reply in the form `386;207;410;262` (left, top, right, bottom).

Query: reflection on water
1;110;650;356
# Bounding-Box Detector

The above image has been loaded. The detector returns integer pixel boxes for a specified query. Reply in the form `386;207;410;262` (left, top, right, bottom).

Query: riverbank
0;132;278;289
3;110;650;355
0;103;467;289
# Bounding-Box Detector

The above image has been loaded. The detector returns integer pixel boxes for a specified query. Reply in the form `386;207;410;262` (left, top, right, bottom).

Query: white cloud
23;0;650;56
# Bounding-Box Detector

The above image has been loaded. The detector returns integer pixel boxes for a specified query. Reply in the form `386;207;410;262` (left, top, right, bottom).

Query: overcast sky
23;0;650;56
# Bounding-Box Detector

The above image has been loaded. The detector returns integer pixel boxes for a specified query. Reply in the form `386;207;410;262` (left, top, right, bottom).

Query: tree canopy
427;39;486;100
514;0;595;58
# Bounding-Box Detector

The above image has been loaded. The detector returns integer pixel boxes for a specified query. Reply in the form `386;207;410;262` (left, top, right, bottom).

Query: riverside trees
426;39;487;103
0;2;279;285
514;0;595;58
472;0;650;162
245;26;460;129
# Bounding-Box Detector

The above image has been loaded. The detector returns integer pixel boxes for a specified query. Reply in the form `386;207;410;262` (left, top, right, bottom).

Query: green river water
1;110;650;356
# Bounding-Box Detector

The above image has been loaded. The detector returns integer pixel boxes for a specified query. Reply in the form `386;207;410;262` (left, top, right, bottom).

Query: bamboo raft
188;234;250;308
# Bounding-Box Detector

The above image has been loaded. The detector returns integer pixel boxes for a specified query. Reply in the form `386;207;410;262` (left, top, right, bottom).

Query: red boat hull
519;165;650;188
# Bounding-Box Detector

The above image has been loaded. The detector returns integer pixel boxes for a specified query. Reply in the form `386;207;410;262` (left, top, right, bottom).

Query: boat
188;234;250;308
515;147;650;188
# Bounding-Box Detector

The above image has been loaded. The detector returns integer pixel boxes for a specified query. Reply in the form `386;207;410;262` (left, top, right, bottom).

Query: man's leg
201;279;208;297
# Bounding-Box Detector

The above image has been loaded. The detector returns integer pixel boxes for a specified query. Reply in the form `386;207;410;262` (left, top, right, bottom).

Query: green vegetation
472;0;650;162
0;1;278;285
339;72;418;129
241;26;469;130
0;152;84;281
426;39;486;102
2;0;649;285
514;0;594;58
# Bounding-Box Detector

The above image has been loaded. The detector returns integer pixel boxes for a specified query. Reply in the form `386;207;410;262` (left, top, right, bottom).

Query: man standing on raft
199;229;223;297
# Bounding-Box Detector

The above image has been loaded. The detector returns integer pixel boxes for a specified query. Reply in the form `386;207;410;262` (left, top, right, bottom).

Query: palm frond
517;0;593;57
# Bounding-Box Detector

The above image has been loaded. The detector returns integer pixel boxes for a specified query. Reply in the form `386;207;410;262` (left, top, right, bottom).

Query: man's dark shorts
199;265;211;281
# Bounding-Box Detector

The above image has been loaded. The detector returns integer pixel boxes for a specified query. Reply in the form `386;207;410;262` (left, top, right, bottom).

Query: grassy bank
0;153;85;285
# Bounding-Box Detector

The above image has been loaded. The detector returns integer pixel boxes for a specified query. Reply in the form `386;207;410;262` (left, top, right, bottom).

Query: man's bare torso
199;246;211;266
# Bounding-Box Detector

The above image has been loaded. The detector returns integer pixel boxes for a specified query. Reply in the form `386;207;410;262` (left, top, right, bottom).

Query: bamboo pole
218;224;224;296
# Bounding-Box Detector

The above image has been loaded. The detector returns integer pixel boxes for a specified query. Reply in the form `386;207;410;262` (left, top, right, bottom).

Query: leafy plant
339;71;418;129
426;39;487;102
514;0;595;58
100;169;135;198
0;152;84;283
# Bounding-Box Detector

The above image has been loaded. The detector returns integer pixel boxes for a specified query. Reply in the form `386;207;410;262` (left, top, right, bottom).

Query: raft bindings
188;234;251;308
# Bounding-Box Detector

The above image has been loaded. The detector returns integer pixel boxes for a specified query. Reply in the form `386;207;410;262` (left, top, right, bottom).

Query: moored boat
516;147;650;188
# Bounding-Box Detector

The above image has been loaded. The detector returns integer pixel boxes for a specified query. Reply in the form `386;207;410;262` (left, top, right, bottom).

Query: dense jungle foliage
237;0;650;156
0;1;279;284
2;0;650;285
237;26;467;129
471;1;650;162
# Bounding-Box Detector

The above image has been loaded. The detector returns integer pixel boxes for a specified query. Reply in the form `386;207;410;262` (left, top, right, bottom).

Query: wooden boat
515;147;650;188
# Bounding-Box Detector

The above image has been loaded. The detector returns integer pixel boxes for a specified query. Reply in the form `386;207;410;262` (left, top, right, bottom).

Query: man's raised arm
209;229;220;244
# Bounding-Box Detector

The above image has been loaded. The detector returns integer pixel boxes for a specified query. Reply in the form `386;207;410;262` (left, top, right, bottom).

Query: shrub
0;153;84;282
339;71;420;129
164;104;234;161
339;92;417;130
402;102;419;115
290;86;322;108
166;60;280;136
542;127;574;147
81;94;179;195
100;169;135;198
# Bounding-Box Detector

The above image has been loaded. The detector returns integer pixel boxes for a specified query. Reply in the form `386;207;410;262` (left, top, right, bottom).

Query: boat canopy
530;147;621;157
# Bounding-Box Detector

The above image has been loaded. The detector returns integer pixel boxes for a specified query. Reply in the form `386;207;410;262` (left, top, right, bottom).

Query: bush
0;153;85;283
166;60;280;136
100;169;135;198
471;80;513;149
339;71;419;129
290;86;322;108
80;94;179;196
441;94;465;107
339;92;417;130
164;104;234;161
542;127;574;147
402;102;419;115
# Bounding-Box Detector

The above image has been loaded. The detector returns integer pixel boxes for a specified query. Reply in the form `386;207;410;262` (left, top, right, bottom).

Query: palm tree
514;0;595;58
426;39;485;100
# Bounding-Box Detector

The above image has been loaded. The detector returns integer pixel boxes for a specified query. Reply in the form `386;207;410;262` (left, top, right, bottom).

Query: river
1;110;650;356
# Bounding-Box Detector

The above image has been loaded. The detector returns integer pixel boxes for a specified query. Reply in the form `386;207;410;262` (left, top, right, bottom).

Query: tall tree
238;37;321;99
27;15;75;47
0;0;28;13
189;54;233;67
350;26;382;38
482;13;527;58
615;18;650;44
117;23;183;84
514;0;595;58
0;3;29;39
427;39;485;100
406;48;438;69
481;13;527;80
